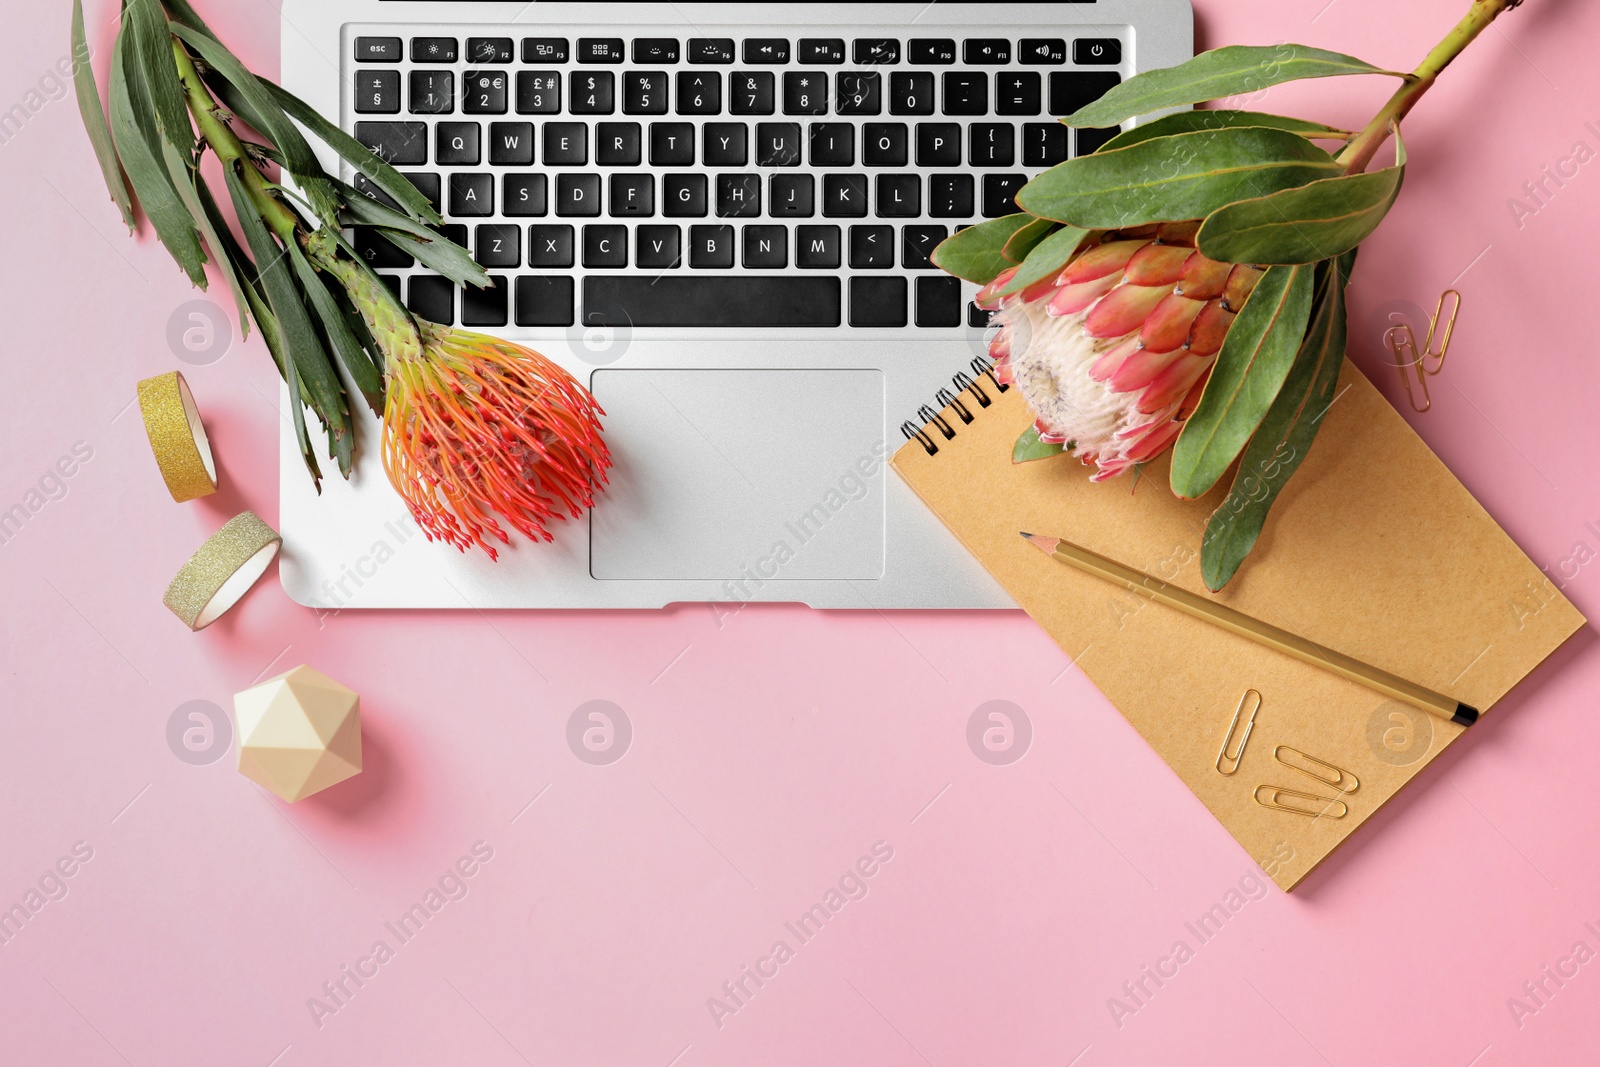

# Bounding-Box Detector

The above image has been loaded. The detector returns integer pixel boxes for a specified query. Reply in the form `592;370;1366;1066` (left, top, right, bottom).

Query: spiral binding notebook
891;358;1584;890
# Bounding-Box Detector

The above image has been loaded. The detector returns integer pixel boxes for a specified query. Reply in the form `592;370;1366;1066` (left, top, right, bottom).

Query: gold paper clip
1215;689;1261;776
1273;746;1360;795
1386;289;1461;413
1254;785;1349;820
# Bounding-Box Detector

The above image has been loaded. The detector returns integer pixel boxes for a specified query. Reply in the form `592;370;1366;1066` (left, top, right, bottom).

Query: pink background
4;0;1599;1063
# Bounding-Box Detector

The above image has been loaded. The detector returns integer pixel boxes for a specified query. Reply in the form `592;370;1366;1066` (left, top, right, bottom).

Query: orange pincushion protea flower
383;323;611;559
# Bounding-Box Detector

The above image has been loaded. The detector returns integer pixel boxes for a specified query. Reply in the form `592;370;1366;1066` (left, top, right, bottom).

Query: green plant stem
1338;0;1523;174
315;234;424;363
170;38;299;241
170;36;421;365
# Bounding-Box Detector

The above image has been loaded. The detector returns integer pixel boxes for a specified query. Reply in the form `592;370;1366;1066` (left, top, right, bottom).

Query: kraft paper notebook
892;359;1584;890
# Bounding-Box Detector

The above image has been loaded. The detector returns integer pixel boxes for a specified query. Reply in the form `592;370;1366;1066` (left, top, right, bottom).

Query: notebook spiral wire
899;357;1011;457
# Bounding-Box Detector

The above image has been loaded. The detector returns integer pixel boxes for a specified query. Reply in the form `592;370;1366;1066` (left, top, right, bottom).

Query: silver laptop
277;0;1193;611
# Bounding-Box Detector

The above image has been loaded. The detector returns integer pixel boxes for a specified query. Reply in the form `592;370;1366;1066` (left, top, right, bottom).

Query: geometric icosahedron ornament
233;665;362;802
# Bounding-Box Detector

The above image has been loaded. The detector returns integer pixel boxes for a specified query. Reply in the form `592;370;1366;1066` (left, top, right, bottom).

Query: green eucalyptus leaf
1061;45;1398;128
338;180;489;288
1016;127;1341;229
237;252;322;472
167;24;304;165
261;82;443;227
169;22;342;224
194;175;251;265
1001;216;1056;263
1201;258;1350;589
323;421;346;472
71;0;136;230
160;0;215;36
1014;425;1069;463
1100;110;1352;153
371;228;489;289
191;177;261;341
108;32;207;284
224;163;353;475
930;214;1040;284
158;136;252;334
1198;131;1405;265
286;243;385;416
121;0;191;145
240;264;322;488
1170;262;1316;499
998;225;1093;296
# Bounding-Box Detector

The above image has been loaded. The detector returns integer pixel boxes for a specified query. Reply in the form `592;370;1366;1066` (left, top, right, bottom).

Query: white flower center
1005;299;1144;457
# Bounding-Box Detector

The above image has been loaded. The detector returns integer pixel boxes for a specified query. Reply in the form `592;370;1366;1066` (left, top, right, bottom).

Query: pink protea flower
977;223;1264;482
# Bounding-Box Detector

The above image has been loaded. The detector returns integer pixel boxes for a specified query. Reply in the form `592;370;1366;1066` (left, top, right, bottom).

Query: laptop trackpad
589;369;886;581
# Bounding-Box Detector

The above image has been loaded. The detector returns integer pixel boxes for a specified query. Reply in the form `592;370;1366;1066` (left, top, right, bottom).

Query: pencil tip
1018;532;1033;539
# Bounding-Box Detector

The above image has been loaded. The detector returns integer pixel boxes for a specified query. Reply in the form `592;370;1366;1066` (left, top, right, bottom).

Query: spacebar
583;277;842;327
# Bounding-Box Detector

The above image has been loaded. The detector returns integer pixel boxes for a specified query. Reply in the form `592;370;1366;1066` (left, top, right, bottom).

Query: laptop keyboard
346;28;1126;331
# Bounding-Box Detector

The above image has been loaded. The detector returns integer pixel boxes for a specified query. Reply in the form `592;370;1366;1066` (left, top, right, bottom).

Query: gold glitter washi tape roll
164;512;282;631
137;371;217;502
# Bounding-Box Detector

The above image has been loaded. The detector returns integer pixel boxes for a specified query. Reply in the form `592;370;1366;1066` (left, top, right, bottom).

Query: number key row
356;68;1120;117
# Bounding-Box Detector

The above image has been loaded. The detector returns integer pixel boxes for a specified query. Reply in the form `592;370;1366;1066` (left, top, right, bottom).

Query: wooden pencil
1021;532;1477;726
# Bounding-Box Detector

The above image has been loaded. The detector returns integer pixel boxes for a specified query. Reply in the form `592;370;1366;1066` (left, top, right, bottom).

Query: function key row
354;35;1122;67
354;69;1122;119
351;36;574;65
